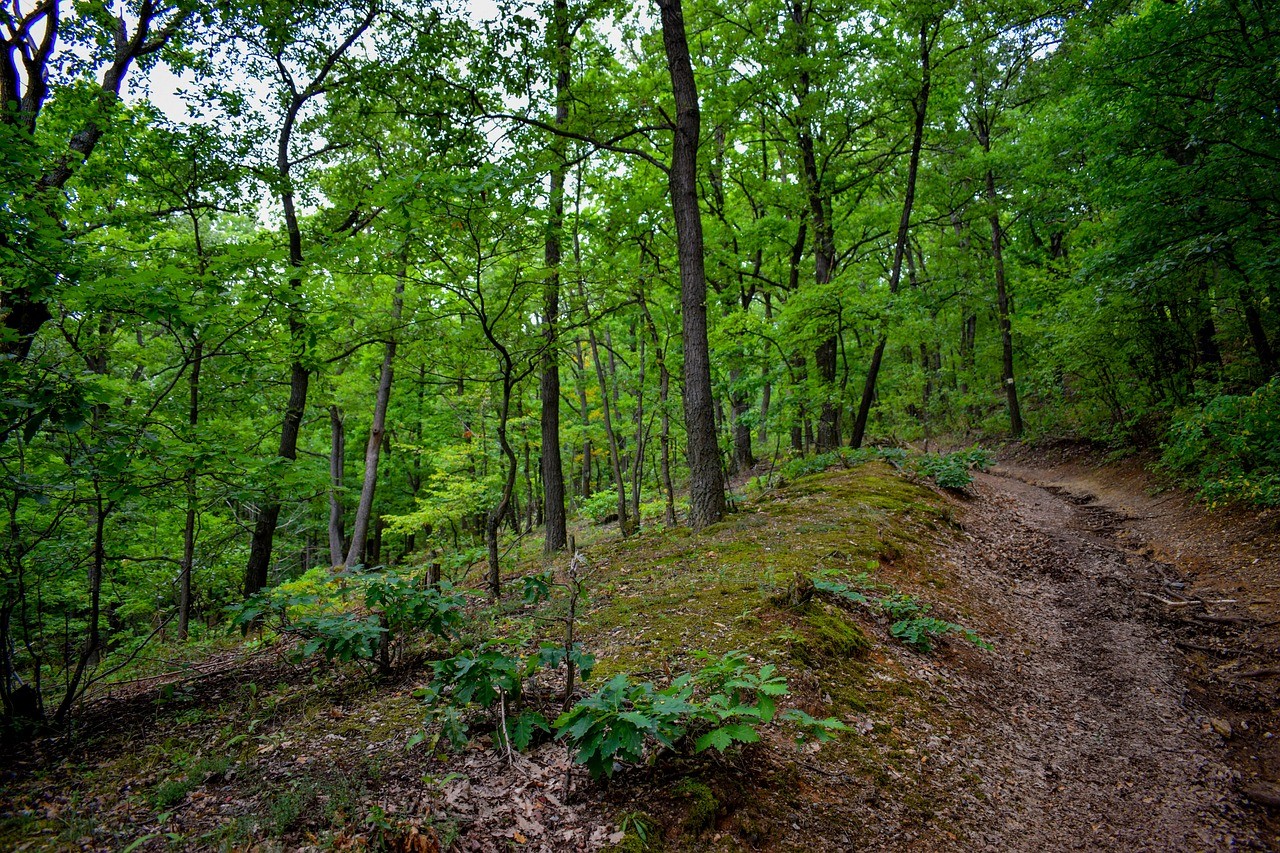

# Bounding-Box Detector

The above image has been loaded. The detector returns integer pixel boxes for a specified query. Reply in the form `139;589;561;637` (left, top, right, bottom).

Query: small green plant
811;573;991;654
554;674;695;778
914;446;994;489
552;651;840;779
890;616;992;653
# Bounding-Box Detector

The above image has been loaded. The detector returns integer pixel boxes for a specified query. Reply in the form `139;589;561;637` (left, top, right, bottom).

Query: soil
937;446;1279;850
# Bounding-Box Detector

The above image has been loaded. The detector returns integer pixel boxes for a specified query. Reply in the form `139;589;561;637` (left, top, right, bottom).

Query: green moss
674;779;718;834
794;603;871;664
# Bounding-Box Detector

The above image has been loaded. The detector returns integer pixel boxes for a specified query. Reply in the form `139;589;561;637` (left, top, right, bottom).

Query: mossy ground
1;461;988;851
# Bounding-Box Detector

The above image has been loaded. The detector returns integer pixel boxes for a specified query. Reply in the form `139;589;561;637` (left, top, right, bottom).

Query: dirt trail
935;462;1276;850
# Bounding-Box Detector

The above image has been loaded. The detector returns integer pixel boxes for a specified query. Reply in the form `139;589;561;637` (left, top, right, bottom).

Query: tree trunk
486;371;519;598
345;262;406;568
242;9;375;595
540;0;570;553
178;340;203;641
585;305;632;536
630;334;647;526
245;100;312;598
985;164;1024;437
657;0;726;529
328;405;347;566
573;338;593;499
851;19;933;449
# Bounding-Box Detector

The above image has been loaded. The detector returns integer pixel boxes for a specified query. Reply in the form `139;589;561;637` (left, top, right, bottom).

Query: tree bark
540;0;570;553
585;305;633;536
656;0;726;529
328;405;347;566
344;263;405;568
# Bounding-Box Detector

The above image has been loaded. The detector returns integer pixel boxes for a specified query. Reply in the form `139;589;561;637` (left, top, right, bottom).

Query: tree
656;0;726;529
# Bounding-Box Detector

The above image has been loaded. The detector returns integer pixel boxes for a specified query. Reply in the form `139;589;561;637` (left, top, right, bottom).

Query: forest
1;0;1278;848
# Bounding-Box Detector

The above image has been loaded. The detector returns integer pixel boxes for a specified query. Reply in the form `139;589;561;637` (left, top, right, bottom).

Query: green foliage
778;451;844;481
890;617;992;653
364;575;467;638
553;674;697;778
810;575;991;654
230;568;466;668
519;570;554;604
1162;377;1280;508
552;651;822;780
579;491;621;524
913;447;994;490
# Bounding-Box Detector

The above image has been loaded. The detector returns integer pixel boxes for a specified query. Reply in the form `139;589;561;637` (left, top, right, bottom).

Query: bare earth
933;450;1278;850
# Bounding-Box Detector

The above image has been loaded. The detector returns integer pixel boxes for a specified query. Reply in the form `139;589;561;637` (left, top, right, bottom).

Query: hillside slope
1;459;1272;851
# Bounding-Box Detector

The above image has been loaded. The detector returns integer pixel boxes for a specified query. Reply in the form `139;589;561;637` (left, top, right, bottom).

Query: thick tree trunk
657;0;726;529
540;0;570;553
345;265;405;568
851;20;933;449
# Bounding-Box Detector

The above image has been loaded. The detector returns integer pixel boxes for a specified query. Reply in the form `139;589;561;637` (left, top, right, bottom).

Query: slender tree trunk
759;293;773;445
345;261;406;568
851;19;934;449
639;293;677;527
328;405;347;566
486;370;519;598
1242;295;1276;375
242;11;374;595
55;487;105;724
986;164;1024;437
630;335;646;527
585;303;632;536
245;111;311;597
573;338;593;499
657;0;726;529
178;340;203;641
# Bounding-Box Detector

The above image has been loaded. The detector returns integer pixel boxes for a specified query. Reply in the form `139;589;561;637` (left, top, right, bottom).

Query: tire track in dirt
942;470;1268;851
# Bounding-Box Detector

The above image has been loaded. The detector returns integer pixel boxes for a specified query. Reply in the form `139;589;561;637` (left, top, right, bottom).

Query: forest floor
1;447;1277;851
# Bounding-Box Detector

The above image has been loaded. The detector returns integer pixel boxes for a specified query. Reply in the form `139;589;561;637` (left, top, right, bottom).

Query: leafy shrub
779;451;843;481
1162;377;1280;508
230;568;467;668
914;446;994;489
553;652;844;779
580;491;621;523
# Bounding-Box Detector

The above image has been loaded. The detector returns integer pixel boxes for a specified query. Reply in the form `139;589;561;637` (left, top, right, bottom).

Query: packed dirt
936;448;1278;850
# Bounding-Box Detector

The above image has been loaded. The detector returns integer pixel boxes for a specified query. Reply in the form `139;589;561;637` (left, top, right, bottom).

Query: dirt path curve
938;464;1273;851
